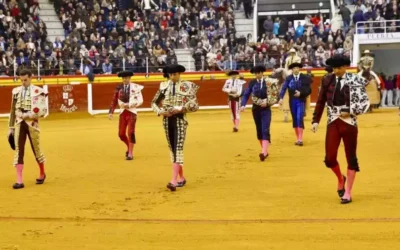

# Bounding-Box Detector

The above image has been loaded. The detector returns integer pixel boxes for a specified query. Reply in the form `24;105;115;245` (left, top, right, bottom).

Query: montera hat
325;54;351;68
250;65;266;74
118;71;134;77
164;64;186;74
362;49;375;57
288;62;303;70
227;70;240;76
8;134;15;150
162;66;169;78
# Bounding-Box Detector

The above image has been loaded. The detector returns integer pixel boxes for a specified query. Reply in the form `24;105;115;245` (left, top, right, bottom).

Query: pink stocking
331;165;344;189
38;162;45;179
343;169;356;199
234;119;240;128
262;140;270;156
128;143;134;157
298;128;304;142
16;164;23;184
178;164;185;181
171;163;180;185
294;128;299;141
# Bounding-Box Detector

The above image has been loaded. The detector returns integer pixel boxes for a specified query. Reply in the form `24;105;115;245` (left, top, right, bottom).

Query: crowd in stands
0;0;45;76
352;0;400;34
53;0;240;75
1;0;400;76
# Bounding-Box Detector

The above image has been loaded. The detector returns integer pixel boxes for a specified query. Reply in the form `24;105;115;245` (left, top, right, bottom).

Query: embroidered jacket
222;78;246;100
284;55;301;70
109;83;144;115
151;80;199;115
241;77;280;109
312;72;370;126
358;55;374;70
9;85;48;131
279;73;312;101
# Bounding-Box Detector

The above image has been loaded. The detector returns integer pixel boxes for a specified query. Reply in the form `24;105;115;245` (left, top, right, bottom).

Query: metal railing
0;53;298;79
355;19;400;34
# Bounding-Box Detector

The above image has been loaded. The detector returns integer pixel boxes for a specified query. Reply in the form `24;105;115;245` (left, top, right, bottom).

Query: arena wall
0;68;357;115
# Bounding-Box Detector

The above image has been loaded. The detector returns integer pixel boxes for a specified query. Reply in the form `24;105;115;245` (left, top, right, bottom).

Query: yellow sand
0;109;399;250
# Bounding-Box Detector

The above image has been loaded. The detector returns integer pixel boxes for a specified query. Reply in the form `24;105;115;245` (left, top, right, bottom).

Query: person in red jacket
108;71;144;160
312;55;370;204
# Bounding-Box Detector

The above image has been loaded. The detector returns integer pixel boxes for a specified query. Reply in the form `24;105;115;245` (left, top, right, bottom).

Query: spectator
339;4;351;33
102;58;113;74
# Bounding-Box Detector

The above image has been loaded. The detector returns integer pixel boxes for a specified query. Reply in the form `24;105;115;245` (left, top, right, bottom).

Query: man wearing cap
7;69;48;189
281;48;300;122
240;65;280;161
358;50;380;84
151;64;199;191
279;62;312;146
312;54;370;204
284;48;301;73
222;70;246;132
109;71;144;160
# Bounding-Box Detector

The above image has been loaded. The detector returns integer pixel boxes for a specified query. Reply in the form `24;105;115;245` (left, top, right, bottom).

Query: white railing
7;54;269;80
253;0;258;42
355;19;400;34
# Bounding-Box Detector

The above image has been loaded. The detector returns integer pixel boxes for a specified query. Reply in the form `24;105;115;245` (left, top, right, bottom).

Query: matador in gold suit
358;50;380;83
358;50;381;106
151;64;199;192
8;70;48;189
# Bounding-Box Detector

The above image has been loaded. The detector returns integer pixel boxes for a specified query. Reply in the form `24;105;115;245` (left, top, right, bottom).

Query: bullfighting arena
0;108;399;250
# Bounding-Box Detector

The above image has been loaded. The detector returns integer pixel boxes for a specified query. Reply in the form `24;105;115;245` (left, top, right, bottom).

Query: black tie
172;83;176;96
336;77;342;93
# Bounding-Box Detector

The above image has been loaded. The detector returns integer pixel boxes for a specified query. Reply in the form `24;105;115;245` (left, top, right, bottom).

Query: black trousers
243;3;252;18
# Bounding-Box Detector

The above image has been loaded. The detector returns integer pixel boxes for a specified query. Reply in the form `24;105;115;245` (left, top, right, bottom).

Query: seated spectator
102;58;113;74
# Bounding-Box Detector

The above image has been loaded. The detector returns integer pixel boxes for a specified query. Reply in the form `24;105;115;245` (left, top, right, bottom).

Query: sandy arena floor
0;108;399;250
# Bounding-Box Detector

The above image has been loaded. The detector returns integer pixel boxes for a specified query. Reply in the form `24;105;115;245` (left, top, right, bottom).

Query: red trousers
324;119;360;171
119;110;137;143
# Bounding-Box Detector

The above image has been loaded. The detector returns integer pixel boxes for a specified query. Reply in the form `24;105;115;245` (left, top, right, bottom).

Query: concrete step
178;61;195;72
174;49;192;55
45;22;63;29
235;18;254;25
47;29;64;36
40;16;59;22
40;9;56;15
39;3;54;10
234;12;246;19
176;55;194;63
235;24;253;33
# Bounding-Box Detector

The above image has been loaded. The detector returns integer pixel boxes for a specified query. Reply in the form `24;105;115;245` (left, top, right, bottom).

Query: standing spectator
263;16;273;36
396;73;400;106
339;4;351;33
243;0;252;19
385;75;395;107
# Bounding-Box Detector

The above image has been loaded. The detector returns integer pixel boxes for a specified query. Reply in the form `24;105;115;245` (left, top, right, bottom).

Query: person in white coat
141;0;159;17
222;70;246;132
